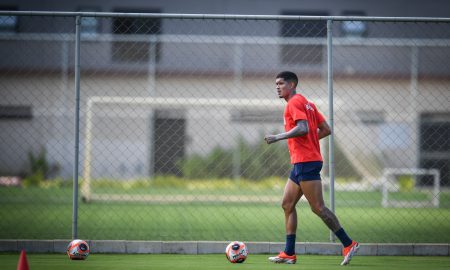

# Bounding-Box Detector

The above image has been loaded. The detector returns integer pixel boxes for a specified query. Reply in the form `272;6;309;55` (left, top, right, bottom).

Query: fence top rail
0;10;450;22
1;33;450;47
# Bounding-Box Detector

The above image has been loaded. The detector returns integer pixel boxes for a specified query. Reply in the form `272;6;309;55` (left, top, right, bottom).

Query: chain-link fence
0;12;449;243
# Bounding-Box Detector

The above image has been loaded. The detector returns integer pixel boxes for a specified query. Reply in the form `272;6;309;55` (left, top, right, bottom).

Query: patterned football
225;241;248;263
67;239;90;260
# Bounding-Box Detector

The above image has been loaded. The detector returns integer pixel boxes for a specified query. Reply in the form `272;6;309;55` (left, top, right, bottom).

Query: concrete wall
1;25;449;77
1;74;448;179
1;239;449;256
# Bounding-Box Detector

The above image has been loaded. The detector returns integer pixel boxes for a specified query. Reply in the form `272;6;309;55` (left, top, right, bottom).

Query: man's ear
289;81;296;89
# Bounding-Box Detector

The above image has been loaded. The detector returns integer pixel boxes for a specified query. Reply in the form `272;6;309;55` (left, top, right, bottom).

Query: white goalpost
81;96;288;202
381;168;440;208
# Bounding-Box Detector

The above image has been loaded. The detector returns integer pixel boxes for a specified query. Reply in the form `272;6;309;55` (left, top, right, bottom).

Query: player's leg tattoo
317;207;341;232
300;180;342;233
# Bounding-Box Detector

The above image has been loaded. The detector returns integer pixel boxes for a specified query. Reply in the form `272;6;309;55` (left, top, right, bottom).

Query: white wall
1;74;448;179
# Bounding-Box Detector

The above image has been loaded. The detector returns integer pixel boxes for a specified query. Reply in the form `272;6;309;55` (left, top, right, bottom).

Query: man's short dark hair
276;71;298;87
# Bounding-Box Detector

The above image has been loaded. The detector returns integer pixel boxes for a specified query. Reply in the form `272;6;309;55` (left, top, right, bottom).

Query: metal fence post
410;45;420;181
327;19;336;243
72;15;81;240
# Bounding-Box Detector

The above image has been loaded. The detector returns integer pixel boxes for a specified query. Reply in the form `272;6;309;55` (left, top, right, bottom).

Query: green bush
398;175;415;192
178;135;291;180
22;148;60;187
23;170;45;187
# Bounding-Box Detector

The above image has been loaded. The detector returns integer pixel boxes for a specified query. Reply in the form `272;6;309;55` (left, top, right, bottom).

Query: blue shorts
289;161;323;185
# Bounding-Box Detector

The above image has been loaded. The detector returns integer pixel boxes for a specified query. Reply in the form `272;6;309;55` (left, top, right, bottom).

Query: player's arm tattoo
294;120;309;136
318;207;342;232
264;120;308;144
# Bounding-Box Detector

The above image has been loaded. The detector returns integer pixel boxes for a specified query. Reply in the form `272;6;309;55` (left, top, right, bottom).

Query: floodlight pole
327;19;336;243
72;15;81;240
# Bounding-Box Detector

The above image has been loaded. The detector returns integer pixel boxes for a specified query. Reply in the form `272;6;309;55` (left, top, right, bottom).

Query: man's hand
265;120;309;145
264;135;279;144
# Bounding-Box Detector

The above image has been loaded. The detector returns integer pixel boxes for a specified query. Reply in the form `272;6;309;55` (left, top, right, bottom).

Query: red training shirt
284;94;325;164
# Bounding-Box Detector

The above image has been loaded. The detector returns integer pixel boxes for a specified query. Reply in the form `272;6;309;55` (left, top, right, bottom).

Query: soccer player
264;71;359;265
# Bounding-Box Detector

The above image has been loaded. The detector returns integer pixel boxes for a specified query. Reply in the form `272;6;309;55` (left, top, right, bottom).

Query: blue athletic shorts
289;161;323;185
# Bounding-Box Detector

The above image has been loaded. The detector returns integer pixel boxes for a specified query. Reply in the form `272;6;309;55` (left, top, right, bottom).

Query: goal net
381;168;440;208
81;96;297;203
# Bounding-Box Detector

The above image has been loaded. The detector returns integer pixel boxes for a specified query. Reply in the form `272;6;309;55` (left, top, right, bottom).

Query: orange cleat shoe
268;251;297;264
341;241;359;265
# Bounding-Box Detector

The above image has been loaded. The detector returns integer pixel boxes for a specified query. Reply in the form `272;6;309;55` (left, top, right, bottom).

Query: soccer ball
225;241;248;263
67;239;90;260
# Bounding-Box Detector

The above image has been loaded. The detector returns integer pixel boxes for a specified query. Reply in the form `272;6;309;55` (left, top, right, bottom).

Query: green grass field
2;254;450;270
1;185;450;242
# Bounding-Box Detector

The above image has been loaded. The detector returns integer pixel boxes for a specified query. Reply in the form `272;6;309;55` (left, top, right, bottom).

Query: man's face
275;78;293;99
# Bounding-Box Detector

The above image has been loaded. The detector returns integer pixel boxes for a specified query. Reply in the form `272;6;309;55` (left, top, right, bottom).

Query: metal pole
232;42;243;182
409;46;420;182
3;11;450;23
327;19;336;242
72;15;81;240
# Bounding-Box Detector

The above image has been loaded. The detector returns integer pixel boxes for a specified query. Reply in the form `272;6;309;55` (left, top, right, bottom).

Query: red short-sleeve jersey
284;94;325;163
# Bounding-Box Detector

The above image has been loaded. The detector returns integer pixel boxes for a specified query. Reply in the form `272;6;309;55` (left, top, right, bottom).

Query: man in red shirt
265;71;359;265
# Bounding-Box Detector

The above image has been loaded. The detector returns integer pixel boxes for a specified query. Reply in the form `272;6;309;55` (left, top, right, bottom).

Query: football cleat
341;241;359;265
268;251;297;264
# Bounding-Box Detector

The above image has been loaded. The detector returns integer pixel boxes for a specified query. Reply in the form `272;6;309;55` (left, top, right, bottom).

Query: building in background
0;0;449;186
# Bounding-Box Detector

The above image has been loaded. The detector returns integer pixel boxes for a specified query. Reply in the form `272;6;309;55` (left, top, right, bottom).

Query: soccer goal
81;96;289;203
381;168;440;208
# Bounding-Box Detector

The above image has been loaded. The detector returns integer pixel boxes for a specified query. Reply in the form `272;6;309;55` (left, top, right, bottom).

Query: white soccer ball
225;241;248;263
67;239;90;260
